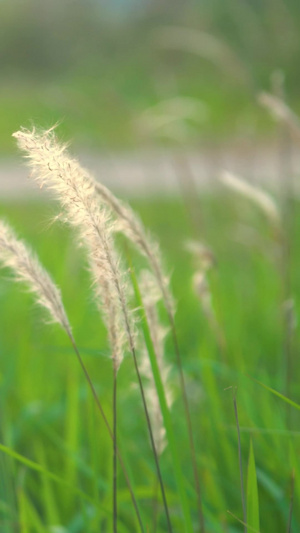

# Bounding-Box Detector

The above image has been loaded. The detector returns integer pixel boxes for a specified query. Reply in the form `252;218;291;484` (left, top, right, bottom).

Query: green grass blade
227;510;260;533
129;264;193;533
252;379;300;410
36;445;60;526
18;488;30;533
247;440;260;532
18;489;46;533
64;362;80;510
0;443;95;506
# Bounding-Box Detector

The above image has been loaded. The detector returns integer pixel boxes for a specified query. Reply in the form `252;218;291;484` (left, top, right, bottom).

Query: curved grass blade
232;390;246;533
247;440;260;532
0;443;96;507
227;510;260;533
287;470;295;533
252;378;300;410
129;263;193;532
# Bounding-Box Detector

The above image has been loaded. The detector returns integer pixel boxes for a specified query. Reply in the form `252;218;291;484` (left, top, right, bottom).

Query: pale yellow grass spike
140;270;169;372
220;170;281;228
185;240;216;320
192;271;215;323
94;181;174;316
258;92;300;141
0;219;71;336
185;241;215;272
13;127;131;372
186;240;225;354
139;270;173;455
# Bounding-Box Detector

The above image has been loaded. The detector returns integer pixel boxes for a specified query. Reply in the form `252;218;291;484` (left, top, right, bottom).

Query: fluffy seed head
185;240;215;271
94;182;175;317
258;92;300;140
139;270;173;454
0;219;71;335
13;126;134;370
220;170;281;228
186;239;226;353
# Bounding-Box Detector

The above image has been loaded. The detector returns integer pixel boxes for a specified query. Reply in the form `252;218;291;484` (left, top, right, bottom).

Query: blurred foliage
1;0;300;152
0;194;299;530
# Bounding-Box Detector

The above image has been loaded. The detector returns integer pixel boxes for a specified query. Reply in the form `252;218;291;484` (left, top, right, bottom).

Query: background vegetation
1;1;300;531
1;0;300;152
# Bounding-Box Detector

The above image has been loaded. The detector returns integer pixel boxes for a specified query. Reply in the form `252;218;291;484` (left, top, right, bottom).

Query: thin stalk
286;470;295;533
67;334;145;533
136;250;204;531
152;477;160;533
99;236;173;532
233;390;247;533
113;370;118;533
94;184;200;529
130;342;173;533
168;309;205;533
129;263;193;533
146;255;204;532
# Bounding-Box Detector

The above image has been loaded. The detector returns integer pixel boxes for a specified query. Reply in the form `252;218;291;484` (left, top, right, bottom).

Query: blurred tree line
1;0;300;91
1;0;300;151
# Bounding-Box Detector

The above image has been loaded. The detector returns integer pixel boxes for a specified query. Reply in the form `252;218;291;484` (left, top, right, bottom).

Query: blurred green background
1;2;300;532
1;0;300;153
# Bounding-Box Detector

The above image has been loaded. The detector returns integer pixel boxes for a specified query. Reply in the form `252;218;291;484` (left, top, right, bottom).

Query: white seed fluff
0;219;71;335
13;126;134;371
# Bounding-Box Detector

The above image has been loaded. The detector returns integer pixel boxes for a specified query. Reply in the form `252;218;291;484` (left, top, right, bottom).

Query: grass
0;193;299;532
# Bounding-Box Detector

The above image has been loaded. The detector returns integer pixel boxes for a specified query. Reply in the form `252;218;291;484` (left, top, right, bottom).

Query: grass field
0;192;299;532
2;1;300;530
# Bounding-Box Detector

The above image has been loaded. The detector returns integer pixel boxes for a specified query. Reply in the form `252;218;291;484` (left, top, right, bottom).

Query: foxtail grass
139;270;173;531
14;126;173;533
0;218;144;531
128;259;193;532
260;83;295;411
186;240;226;361
220;169;296;404
94;164;204;533
139;270;173;457
258;92;300;142
220;170;281;233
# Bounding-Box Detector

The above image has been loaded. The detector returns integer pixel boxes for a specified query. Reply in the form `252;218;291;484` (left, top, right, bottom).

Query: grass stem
130;342;173;533
68;334;145;533
232;389;247;533
168;310;205;532
152;477;159;533
113;370;118;533
286;470;295;533
129;262;193;532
